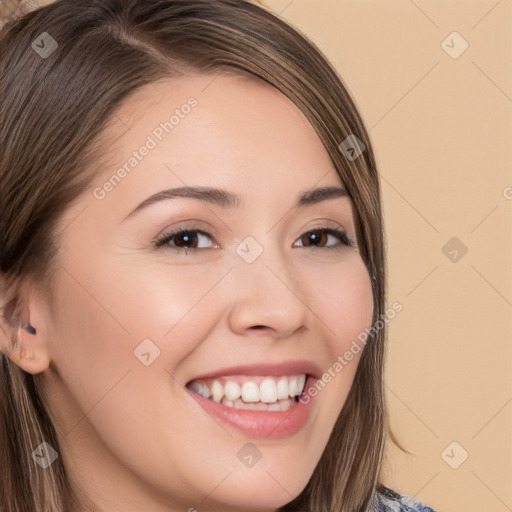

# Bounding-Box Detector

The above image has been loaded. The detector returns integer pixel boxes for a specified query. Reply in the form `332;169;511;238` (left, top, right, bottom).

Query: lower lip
185;376;318;439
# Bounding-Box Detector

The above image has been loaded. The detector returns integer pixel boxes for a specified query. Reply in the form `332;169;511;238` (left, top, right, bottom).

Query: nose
225;248;310;339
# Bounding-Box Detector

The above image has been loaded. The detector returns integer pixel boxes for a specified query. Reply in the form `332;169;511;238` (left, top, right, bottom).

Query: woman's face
36;73;374;511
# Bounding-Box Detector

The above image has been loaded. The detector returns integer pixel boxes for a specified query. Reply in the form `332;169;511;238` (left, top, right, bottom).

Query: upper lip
186;360;323;384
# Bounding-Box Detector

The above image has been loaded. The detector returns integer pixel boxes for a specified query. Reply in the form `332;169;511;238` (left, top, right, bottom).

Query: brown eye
154;228;217;253
295;228;353;250
170;230;200;249
301;230;328;247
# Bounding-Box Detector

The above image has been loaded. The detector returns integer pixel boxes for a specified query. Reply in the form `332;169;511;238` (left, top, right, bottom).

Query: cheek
305;257;373;418
317;258;374;354
98;260;227;364
46;270;136;414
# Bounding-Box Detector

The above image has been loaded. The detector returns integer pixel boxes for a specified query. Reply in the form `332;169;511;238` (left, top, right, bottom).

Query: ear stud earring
24;324;36;335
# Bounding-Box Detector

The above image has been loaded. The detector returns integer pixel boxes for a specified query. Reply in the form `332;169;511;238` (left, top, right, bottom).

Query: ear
0;283;50;375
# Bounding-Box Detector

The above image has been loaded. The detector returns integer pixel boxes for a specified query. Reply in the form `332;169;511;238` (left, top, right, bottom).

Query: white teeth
259;378;278;403
276;377;289;400
219;397;295;411
241;381;260;402
211;380;224;403
298;374;306;394
188;373;308;408
289;374;306;397
188;380;211;399
224;381;241;401
220;397;234;407
280;400;292;411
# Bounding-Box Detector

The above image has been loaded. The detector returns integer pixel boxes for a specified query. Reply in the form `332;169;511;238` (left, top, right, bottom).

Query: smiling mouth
186;373;308;412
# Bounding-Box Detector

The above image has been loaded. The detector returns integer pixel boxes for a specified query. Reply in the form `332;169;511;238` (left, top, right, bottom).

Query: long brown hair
0;1;407;510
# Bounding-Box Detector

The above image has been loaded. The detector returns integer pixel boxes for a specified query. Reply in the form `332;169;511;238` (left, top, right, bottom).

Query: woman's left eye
153;226;355;254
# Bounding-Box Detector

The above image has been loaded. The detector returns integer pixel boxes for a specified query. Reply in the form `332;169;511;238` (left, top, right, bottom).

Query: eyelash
153;225;355;254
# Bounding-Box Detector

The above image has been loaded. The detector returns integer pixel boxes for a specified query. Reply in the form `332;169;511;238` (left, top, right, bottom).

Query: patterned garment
369;485;439;512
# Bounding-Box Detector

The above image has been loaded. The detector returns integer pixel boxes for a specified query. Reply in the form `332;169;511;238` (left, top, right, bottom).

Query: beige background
3;1;512;511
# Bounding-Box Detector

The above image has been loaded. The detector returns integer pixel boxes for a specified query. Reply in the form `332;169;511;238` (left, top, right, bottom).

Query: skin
2;73;374;512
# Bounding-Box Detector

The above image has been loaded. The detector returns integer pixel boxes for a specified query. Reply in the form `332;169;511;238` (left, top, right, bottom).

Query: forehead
91;72;344;209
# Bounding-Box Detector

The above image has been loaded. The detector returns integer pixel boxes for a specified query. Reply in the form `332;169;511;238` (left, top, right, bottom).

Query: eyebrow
122;185;348;222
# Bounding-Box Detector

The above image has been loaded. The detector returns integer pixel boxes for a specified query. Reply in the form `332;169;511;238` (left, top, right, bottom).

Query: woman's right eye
153;228;217;255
